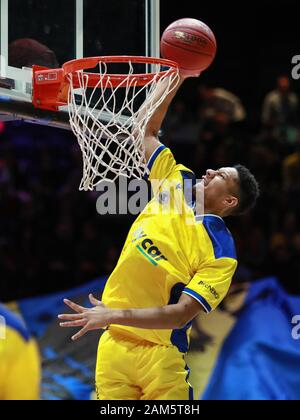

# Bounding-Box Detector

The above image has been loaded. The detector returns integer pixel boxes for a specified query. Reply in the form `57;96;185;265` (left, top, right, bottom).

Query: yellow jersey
0;304;41;400
102;145;237;353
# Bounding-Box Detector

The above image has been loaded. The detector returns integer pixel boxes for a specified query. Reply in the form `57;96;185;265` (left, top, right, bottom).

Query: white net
66;59;179;191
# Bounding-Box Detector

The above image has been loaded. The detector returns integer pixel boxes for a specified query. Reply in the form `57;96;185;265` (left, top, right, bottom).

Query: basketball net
66;60;179;191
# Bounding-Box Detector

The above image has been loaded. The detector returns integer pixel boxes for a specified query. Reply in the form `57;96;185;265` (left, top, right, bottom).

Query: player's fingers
179;69;202;78
58;313;83;321
59;319;87;328
63;298;85;313
89;294;102;306
71;325;90;341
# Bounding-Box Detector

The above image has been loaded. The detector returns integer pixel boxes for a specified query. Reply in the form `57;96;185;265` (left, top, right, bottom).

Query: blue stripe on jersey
147;145;167;173
183;288;212;313
168;283;192;354
180;170;196;208
203;215;237;260
189;384;194;400
0;304;30;342
184;363;194;400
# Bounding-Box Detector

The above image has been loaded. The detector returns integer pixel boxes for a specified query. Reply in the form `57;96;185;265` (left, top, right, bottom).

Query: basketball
160;18;217;75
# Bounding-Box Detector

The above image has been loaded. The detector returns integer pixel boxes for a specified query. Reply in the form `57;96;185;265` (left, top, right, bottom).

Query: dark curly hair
232;165;260;215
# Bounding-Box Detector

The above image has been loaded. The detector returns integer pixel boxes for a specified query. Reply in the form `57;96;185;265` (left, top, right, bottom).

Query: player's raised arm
141;75;185;162
141;17;217;163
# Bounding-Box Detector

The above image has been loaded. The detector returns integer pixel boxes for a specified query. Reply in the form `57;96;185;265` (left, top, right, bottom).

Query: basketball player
0;304;41;399
58;73;260;400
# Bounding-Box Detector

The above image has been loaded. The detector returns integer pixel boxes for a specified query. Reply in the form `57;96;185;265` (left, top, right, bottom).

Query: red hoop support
32;56;179;111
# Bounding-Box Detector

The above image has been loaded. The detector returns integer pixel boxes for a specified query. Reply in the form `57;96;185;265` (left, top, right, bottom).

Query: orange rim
62;56;179;88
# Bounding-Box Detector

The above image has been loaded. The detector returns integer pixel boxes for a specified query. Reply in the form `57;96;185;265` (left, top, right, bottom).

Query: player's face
196;167;239;216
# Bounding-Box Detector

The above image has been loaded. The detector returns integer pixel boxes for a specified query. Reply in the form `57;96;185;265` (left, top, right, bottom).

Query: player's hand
58;294;110;341
179;69;202;78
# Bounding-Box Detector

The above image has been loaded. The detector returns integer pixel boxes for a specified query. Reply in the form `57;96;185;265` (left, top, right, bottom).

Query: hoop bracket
32;65;68;111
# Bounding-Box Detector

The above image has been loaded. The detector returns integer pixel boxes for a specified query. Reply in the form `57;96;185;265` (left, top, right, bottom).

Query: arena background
1;0;300;400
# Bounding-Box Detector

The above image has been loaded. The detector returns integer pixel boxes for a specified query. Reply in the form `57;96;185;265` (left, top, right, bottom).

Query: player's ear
224;195;238;211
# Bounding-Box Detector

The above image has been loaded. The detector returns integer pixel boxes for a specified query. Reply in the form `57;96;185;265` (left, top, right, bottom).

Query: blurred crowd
1;75;300;300
0;125;131;300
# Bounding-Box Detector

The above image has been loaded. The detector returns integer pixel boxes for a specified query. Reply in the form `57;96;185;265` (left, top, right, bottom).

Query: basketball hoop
32;56;179;191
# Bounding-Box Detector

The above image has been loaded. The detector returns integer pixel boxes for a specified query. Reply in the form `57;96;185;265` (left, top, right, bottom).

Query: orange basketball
161;18;217;75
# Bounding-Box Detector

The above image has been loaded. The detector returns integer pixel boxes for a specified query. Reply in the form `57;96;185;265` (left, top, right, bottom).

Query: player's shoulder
0;304;30;342
147;144;195;181
147;144;169;171
176;164;195;178
173;164;195;191
199;215;237;260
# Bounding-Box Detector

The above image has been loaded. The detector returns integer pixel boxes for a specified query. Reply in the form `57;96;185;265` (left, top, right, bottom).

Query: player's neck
196;204;224;218
204;210;224;218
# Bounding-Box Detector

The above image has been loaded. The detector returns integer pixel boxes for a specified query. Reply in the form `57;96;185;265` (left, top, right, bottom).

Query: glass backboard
0;0;160;128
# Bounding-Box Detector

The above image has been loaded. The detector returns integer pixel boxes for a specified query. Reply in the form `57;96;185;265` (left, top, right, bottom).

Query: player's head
196;164;259;217
277;75;290;94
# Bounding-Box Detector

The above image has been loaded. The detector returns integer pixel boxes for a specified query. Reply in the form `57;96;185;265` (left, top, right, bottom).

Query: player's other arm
142;75;185;162
58;293;201;341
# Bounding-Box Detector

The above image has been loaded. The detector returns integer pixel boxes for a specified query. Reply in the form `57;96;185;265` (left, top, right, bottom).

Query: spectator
198;84;247;124
282;138;300;189
262;75;299;145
